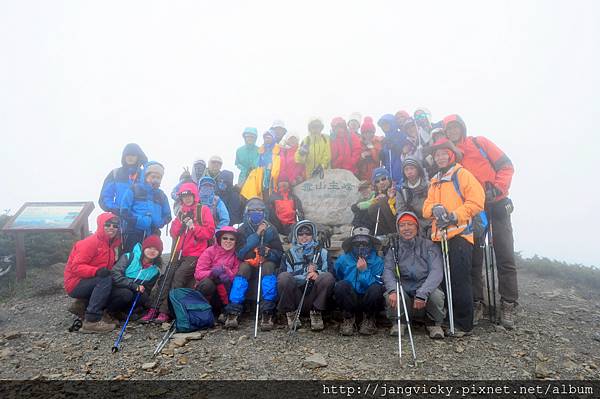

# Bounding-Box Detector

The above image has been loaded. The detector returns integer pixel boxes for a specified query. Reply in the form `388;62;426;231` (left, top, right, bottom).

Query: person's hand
375;193;386;201
388;292;397;309
356;257;367;271
485;183;501;203
184;217;194;230
307;271;318;281
413;297;426;310
307;264;317;273
361;151;370;159
387;186;396;199
256;222;267;236
298;144;309;156
136;285;145;293
95;267;110;278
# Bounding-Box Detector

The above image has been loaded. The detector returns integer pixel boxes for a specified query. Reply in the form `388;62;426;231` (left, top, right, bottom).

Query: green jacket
235;144;259;186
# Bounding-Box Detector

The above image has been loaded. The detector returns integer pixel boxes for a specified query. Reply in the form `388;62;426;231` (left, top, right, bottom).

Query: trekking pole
374;208;381;236
254;234;265;338
487;210;498;324
112;291;141;353
483;234;493;323
398;281;417;366
153;320;176;357
289;248;321;335
441;229;455;335
149;231;184;313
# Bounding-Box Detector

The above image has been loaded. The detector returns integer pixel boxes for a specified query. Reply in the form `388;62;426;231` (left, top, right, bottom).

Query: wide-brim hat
342;226;380;252
423;138;463;163
215;226;243;245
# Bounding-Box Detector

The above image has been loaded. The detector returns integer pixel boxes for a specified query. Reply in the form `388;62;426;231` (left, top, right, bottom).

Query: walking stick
150;231;185;313
289;247;322;335
254;234;265;338
441;229;455;335
112;291;141;353
153;321;176;357
374;208;381;237
486;210;498;324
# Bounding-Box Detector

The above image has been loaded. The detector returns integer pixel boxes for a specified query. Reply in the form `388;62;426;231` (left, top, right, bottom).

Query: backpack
450;168;488;241
168;288;215;333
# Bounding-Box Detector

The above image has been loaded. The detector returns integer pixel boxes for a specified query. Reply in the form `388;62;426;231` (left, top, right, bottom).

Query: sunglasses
297;231;313;237
221;236;236;242
104;223;119;229
375;177;388;183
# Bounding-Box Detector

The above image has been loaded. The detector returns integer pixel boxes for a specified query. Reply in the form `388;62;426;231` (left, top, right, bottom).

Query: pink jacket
278;145;305;185
194;243;241;282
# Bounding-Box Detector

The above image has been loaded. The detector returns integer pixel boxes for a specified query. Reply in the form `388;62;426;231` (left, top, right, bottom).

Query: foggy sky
0;1;598;266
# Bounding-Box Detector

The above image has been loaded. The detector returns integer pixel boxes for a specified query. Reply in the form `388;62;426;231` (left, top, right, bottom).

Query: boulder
293;169;360;226
303;353;328;369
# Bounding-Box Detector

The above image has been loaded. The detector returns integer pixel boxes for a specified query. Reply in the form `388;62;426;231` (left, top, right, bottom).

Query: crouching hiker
194;226;242;320
108;236;162;321
334;227;385;336
224;198;282;331
277;221;334;331
142;182;215;323
383;212;445;339
64;213;121;333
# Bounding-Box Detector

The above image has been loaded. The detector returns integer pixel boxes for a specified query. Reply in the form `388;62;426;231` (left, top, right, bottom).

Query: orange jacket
422;164;485;244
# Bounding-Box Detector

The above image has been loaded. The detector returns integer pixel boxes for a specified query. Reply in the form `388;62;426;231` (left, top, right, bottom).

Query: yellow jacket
240;144;281;200
295;133;331;177
423;164;485;244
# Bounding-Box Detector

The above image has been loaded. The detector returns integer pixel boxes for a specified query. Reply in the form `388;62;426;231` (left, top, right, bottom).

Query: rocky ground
0;263;599;381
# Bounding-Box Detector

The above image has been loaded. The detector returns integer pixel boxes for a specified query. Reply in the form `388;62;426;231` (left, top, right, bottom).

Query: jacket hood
217;170;234;188
177;182;199;204
139;161;164;185
442;114;467;138
377;114;400;135
198;176;216;187
243;197;268;222
402;157;426;180
95;212;119;243
291;220;318;245
121;143;148;168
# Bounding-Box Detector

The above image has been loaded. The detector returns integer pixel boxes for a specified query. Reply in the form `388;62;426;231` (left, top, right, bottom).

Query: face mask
194;164;206;177
352;244;369;258
199;185;214;204
248;210;264;225
149;177;161;189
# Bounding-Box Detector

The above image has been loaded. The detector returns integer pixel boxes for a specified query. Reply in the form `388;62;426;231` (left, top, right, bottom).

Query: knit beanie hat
142;235;163;254
145;162;165;179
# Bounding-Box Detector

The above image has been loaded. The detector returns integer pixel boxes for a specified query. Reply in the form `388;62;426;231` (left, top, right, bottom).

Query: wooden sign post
1;202;95;281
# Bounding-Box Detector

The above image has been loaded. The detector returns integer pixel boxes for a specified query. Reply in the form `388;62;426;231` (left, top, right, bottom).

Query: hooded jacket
170;182;216;257
64;212;122;294
111;243;160;292
422;163;485;244
198;176;230;230
330;128;362;173
119;161;172;235
382;212;443;300
194;231;241;283
267;187;304;232
334;248;384;295
216;170;244;225
396;157;431;233
278;144;305;184
357;135;383;182
236;198;283;264
443;115;514;201
295;131;331;177
378;114;408;185
236;143;260;186
99;143;148;215
281;220;329;284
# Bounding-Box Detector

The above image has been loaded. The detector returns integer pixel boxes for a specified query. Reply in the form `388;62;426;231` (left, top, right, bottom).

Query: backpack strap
450;167;465;203
471;137;499;172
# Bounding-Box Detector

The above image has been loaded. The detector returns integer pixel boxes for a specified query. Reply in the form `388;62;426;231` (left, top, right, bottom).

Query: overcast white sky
0;1;598;266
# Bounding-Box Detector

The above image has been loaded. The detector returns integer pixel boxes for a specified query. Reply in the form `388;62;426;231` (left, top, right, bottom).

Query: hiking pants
442;235;474;332
471;198;518;304
333;281;385;318
225;261;277;315
69;276;112;322
385;288;446;324
197;277;231;313
276;272;335;314
106;287;149;314
149;256;198;315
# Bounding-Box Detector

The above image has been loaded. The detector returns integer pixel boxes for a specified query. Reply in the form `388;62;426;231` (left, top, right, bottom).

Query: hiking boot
473;301;484;326
224;313;239;329
358;315;376;335
80;319;116;334
286;311;301;330
68;299;86;319
102;311;120;326
217;313;227;324
260;313;274;331
140;308;158;323
426;325;444;339
445;328;473;338
501;301;517;330
340;316;355;336
310;310;324;331
389;322;406;337
155;312;171;324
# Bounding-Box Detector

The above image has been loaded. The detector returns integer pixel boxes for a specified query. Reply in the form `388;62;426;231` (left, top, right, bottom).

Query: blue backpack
168;288;215;332
450;168;488;241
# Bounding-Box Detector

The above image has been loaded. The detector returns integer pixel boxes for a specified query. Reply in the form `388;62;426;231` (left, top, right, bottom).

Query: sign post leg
15;232;26;281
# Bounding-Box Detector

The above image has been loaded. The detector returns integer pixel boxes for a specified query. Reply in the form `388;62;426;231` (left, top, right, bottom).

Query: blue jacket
334;249;384;295
378;114;408;186
236;221;283;265
119;162;172;235
216;170;243;226
99;143;147;215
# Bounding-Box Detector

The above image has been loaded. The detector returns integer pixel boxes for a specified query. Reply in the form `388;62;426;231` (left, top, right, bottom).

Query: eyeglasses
375;177;388;183
221;236;236;242
297;232;313;237
104;223;119;229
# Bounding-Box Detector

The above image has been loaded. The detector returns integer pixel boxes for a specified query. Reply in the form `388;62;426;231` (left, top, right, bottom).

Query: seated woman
194;226;242;319
108;236;162;320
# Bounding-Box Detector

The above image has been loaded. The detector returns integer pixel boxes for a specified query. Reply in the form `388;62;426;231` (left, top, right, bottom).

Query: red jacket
171;182;216;257
331;132;362;173
444;115;514;200
278;145;305;185
63;212;121;294
357;136;383;181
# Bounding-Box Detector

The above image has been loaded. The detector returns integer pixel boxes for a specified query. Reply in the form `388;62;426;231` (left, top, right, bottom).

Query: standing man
296;117;331;178
444;114;517;329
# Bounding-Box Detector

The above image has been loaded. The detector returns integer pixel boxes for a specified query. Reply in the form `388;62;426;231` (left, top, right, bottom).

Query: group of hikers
63;109;517;343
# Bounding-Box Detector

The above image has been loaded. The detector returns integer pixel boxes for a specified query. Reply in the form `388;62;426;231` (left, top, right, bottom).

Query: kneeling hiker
224;198;282;331
108;236;162;320
194;226;242;319
142;183;215;323
334;227;385;336
277;221;334;331
383;212;445;339
64;212;121;333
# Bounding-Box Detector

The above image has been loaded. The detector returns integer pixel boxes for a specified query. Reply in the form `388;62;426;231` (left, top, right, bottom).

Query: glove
258;246;267;257
179;167;191;182
432;204;449;221
184;217;194;230
485;183;501;203
210;266;230;284
311;165;324;178
95;267;110;278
